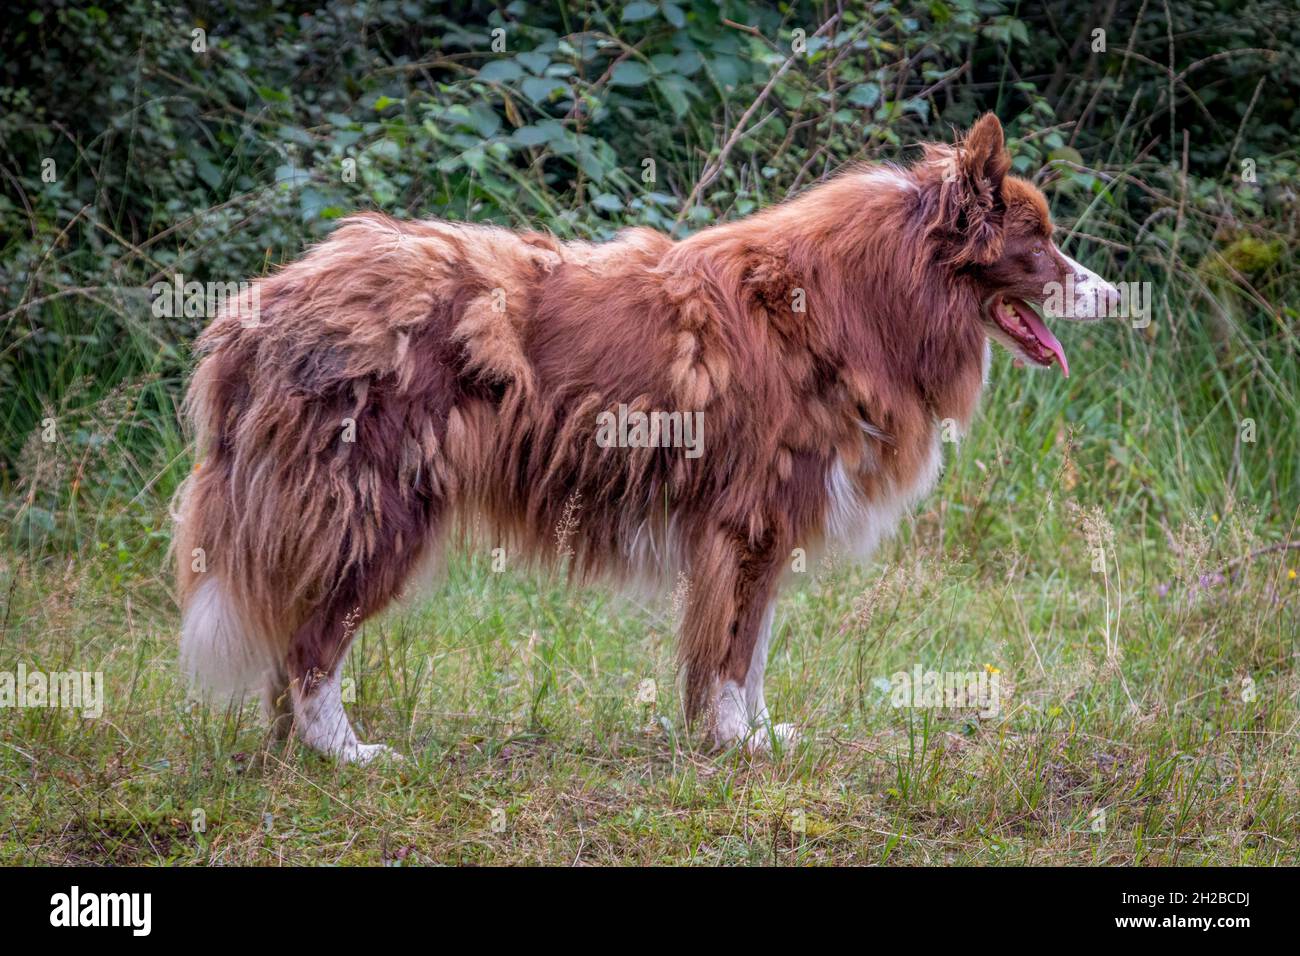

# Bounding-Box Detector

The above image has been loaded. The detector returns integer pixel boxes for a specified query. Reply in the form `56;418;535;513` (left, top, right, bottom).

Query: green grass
1;284;1297;865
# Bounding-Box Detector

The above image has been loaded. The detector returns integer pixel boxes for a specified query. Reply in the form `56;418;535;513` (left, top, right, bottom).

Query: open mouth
987;296;1069;377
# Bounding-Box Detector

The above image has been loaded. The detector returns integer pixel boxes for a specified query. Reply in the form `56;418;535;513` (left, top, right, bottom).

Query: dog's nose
1076;265;1121;317
1054;249;1120;319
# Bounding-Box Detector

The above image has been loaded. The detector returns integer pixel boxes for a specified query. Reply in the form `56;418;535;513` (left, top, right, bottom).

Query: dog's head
921;113;1120;377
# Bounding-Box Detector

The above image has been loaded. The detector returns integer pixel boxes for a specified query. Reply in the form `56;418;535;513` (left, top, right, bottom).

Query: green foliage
0;0;1296;534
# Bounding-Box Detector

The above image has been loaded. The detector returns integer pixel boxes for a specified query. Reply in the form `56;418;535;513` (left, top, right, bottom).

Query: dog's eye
1031;245;1045;257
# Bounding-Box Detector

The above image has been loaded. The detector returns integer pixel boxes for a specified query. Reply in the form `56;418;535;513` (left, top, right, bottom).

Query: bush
1;0;1296;541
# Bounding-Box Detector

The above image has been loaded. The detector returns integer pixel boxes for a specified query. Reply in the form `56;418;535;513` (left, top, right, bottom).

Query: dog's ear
960;113;1010;195
927;113;1012;266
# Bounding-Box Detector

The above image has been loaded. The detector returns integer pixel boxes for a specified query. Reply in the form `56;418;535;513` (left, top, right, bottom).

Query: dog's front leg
734;600;798;750
712;599;798;753
681;529;797;753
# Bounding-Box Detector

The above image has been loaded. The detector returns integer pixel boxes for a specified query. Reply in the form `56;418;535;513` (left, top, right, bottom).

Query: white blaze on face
1051;245;1121;320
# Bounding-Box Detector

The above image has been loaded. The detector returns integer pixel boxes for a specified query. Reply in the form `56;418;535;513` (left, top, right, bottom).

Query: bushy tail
179;576;270;698
172;474;277;699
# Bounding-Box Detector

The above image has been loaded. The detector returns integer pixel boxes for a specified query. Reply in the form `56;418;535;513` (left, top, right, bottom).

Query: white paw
713;722;800;754
347;743;403;765
745;722;800;754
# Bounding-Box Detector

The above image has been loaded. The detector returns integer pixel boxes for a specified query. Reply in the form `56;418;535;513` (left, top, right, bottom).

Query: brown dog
174;113;1117;761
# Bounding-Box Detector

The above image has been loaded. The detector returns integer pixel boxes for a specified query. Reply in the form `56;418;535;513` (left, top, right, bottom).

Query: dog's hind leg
284;502;450;764
286;587;403;765
283;456;449;764
290;653;394;765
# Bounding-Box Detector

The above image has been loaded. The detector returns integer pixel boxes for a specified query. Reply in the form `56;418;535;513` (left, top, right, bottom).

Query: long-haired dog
175;114;1118;761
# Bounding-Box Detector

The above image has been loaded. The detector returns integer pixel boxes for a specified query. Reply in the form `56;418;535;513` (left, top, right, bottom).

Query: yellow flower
1289;568;1297;581
984;663;1000;675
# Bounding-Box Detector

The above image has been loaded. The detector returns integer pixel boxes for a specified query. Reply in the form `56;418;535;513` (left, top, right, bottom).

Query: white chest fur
823;425;943;560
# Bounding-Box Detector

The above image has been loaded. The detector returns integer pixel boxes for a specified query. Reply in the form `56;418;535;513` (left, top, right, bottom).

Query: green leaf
610;61;651;87
516;51;549;75
195;158;223;190
673;50;702;75
577;148;604;183
522;76;568;102
535;119;570;145
622;2;659;22
274;165;311;188
478;60;524;83
468;104;501;138
278;124;315;146
1048;146;1084;168
299;186;329;222
847;83;881;108
512;125;550;147
710;55;741;89
902;97;930;121
364;139;401;162
655;75;690;119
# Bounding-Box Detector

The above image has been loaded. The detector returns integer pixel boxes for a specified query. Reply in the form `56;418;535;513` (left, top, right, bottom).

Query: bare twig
1222;541;1300;576
672;13;841;233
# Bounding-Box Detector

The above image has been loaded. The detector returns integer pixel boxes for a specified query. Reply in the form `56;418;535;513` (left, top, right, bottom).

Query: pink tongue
1012;301;1069;378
